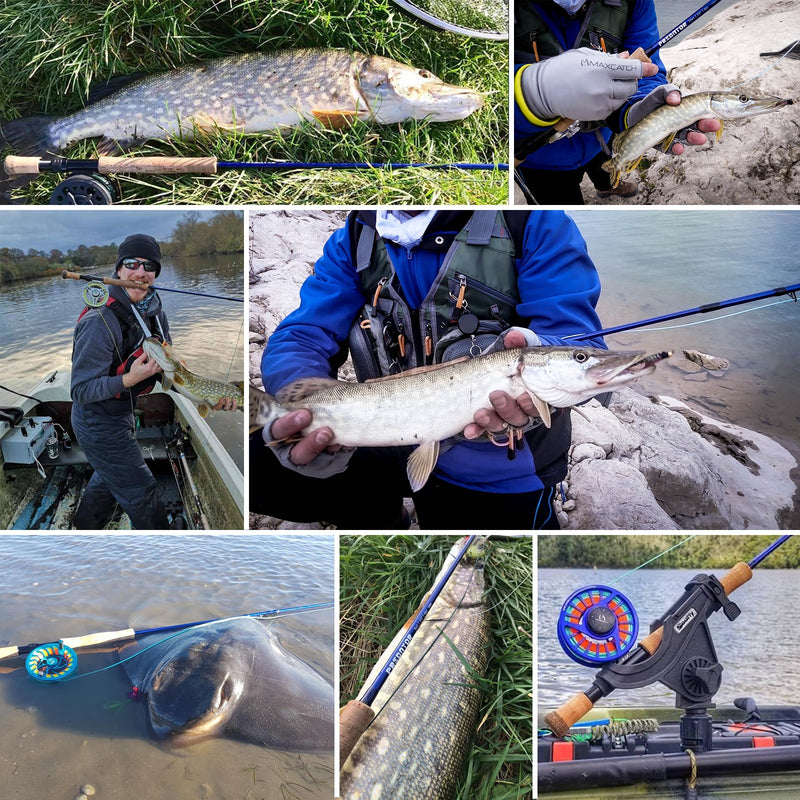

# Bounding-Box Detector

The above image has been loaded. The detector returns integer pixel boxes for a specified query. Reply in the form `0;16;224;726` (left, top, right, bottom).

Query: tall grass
340;534;533;800
0;0;507;204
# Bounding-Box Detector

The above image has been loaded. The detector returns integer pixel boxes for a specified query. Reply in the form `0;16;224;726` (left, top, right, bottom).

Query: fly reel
25;642;78;682
82;281;110;308
557;585;638;667
49;173;118;205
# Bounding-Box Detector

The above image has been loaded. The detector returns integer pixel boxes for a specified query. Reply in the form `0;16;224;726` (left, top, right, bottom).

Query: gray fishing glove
519;48;647;122
623;83;680;128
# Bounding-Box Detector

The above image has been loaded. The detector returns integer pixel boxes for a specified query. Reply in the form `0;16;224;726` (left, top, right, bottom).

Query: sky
0;209;233;252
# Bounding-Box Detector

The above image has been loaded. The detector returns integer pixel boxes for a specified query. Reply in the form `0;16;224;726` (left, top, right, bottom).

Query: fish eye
573;350;589;363
418;69;432;79
739;95;749;103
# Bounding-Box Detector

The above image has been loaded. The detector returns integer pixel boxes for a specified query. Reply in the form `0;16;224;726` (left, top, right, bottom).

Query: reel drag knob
25;642;78;682
557;584;639;667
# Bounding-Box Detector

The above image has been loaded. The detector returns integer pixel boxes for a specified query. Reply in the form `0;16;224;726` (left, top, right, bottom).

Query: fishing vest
347;210;530;380
515;0;633;63
76;295;167;401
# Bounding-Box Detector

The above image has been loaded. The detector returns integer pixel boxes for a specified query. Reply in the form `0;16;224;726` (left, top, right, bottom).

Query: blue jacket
515;0;667;171
262;211;605;493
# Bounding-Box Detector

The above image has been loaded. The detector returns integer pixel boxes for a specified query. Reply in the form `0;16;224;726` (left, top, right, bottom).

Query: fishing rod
564;282;800;342
5;154;508;204
61;269;244;303
544;535;793;739
0;602;334;664
339;534;478;767
174;434;210;530
649;0;726;52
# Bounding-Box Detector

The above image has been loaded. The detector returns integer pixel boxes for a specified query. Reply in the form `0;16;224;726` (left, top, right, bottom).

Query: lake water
567;208;800;467
0;534;335;800
0;253;245;471
538;564;800;710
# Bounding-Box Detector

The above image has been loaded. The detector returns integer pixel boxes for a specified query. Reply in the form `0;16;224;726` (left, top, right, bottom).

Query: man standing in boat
70;234;173;530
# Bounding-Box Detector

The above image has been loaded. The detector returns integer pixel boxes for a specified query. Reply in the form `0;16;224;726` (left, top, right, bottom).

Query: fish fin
715;120;724;142
525;392;552;428
365;357;470;383
601;158;613;174
406;441;440;492
197;404;209;418
658;131;678;153
192;112;242;134
233;381;245;391
97;137;128;156
172;373;186;387
160;373;173;391
1;116;59;155
277;377;339;403
311;110;362;129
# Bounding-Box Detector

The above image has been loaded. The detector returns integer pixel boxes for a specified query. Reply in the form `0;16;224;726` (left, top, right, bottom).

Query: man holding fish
513;0;721;203
250;210;609;530
70;234;236;530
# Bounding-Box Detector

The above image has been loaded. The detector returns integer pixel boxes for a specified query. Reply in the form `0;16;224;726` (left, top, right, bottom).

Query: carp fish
143;337;244;418
603;91;793;188
2;49;484;155
340;536;490;799
251;346;670;491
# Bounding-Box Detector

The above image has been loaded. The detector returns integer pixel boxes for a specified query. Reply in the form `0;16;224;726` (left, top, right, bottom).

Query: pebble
75;794;88;800
81;786;96;796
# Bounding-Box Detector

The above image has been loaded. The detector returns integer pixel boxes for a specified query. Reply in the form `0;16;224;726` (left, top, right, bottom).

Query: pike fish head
356;55;484;123
518;347;670;406
142;336;176;372
709;92;793;119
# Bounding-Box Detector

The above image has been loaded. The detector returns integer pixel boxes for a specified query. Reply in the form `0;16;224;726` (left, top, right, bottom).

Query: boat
538;703;800;798
0;366;243;530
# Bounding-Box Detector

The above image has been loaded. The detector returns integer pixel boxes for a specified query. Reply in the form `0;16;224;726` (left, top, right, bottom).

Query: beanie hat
116;234;162;277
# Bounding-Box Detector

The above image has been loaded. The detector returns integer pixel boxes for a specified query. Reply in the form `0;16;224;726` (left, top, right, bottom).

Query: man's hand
270;409;349;467
213;397;239;411
122;351;161;388
663;91;721;154
463;329;539;441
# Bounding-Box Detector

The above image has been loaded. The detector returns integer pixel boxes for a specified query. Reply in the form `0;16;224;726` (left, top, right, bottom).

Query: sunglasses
120;258;158;272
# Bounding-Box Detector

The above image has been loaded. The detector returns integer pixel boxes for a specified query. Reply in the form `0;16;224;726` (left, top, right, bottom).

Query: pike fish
603;91;793;188
143;337;244;418
340;537;490;799
251;346;670;491
2;49;484;156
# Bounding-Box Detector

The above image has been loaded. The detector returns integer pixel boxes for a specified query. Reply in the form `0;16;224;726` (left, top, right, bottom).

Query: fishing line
726;36;800;91
625;298;796;334
608;536;697;585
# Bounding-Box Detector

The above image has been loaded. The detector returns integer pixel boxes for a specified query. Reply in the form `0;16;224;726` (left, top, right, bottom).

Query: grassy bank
0;0;507;205
340;534;533;800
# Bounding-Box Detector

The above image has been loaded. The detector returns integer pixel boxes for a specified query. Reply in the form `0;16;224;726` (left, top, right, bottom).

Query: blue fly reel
557;585;639;667
25;642;78;682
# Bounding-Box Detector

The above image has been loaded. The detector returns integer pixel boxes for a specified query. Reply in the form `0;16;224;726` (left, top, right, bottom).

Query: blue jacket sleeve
516;211;605;349
260;220;367;395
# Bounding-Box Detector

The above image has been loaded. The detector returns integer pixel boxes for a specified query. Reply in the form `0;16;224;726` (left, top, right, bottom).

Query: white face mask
553;0;586;13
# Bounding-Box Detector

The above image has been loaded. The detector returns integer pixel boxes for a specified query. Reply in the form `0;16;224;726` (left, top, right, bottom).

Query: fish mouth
589;351;672;385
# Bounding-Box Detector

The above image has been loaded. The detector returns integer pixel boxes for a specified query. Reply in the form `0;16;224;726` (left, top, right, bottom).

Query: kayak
539;704;800;798
0;367;243;529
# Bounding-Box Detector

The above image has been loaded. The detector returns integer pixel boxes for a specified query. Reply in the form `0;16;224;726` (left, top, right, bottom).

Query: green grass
340;535;533;800
0;0;507;204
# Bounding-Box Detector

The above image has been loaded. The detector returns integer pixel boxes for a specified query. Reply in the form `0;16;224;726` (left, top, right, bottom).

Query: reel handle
339;699;376;768
544;561;753;737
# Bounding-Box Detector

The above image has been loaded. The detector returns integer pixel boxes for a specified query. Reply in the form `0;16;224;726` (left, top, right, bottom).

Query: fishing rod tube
543;538;792;738
564;283;800;341
61;270;244;303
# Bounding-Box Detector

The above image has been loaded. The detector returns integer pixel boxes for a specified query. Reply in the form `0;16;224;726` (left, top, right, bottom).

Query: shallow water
538;564;800;710
0;535;336;800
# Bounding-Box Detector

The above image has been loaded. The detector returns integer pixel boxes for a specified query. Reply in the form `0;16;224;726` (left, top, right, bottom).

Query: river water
538;563;800;710
0;250;245;471
567;208;800;467
0;534;335;800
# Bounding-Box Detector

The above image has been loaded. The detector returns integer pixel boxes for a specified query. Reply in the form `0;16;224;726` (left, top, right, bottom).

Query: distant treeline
0;211;243;283
539;535;800;569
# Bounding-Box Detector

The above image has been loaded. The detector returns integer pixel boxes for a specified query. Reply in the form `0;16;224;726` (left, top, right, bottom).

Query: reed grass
0;0;507;204
340;534;533;800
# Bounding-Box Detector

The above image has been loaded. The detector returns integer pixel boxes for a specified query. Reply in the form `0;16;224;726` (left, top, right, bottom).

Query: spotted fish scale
340;555;489;799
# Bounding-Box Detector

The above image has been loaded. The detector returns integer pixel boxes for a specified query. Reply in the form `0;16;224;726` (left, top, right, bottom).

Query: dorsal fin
276;377;340;404
365;356;471;383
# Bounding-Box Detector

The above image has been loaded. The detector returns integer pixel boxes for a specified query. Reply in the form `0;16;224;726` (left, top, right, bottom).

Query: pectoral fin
197;404;209;418
406;441;440;492
527;393;552;428
160;373;173;391
311;110;361;129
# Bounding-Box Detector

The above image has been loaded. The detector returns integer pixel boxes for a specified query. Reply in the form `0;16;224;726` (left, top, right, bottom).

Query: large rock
587;0;800;205
562;389;798;529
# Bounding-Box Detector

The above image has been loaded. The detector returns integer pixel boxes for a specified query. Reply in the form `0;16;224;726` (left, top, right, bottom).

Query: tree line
0;211;243;283
538;535;800;569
